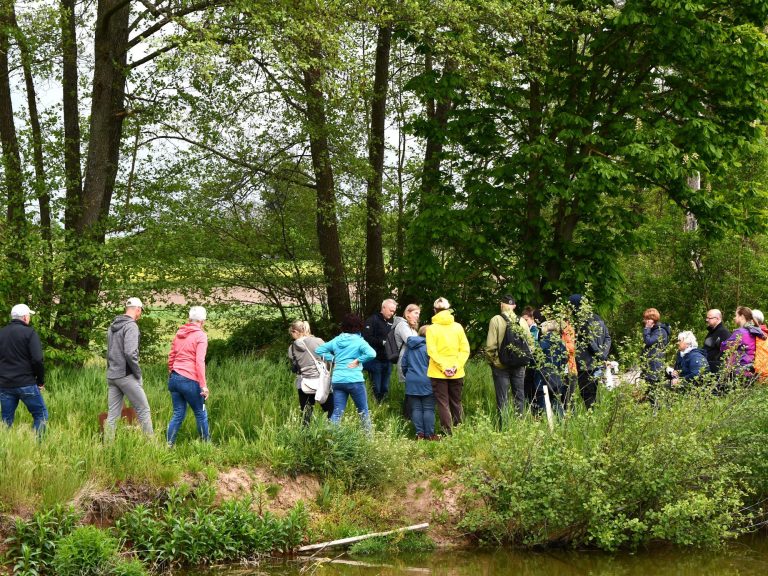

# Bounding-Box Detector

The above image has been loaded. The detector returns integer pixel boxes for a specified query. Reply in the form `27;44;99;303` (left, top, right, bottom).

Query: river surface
184;534;768;576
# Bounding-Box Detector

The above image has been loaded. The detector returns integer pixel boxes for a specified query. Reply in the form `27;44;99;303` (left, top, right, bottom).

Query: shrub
51;526;120;576
4;505;80;576
115;484;308;570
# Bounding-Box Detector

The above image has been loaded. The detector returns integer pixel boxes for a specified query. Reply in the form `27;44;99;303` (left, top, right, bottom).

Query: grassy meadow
1;353;768;555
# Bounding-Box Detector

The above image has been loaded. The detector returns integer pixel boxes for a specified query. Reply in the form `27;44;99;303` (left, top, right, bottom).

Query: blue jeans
166;372;210;445
364;359;392;402
331;381;370;429
409;394;435;437
0;385;48;434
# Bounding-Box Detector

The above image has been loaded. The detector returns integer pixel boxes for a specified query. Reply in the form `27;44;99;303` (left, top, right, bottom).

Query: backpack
753;336;768;383
384;325;403;363
498;317;534;368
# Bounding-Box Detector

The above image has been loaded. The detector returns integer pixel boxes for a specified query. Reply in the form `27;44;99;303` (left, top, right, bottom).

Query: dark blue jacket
401;336;432;396
674;347;709;381
362;312;394;361
643;323;671;382
535;332;568;393
0;320;45;388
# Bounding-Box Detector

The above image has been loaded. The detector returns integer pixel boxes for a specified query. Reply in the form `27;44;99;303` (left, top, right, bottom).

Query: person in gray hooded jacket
105;297;153;436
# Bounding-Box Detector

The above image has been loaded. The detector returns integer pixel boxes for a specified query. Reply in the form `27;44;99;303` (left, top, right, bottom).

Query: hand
347;359;360;369
644;319;655;329
200;387;209;399
38;384;45;391
671;378;680;387
444;366;457;377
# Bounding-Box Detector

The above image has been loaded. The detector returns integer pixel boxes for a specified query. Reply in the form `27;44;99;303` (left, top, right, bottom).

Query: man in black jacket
362;298;398;402
0;304;48;434
569;294;611;409
703;309;731;373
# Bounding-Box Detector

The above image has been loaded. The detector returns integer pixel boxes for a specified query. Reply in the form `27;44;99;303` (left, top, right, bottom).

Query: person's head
643;308;660;325
418;325;429;337
500;294;516;315
540;320;560;335
10;304;34;325
735;306;753;327
341;313;364;334
188;306;206;325
568;294;583;310
678;330;698;351
706;309;722;328
404;304;420;328
433;297;450;313
753;309;765;326
522;306;536;327
381;298;397;320
124;297;143;320
288;319;311;339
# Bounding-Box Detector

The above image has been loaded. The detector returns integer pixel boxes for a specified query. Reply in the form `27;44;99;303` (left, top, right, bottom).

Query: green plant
51;526;120;576
115;487;308;570
348;532;435;556
4;505;80;576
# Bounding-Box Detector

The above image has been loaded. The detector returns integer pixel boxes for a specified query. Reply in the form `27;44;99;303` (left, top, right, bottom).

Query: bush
115;484;308;570
51;526;120;576
206;317;288;362
4;505;80;576
455;387;760;550
270;416;413;490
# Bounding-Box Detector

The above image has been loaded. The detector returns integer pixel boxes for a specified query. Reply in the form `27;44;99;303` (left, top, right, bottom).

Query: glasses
706;317;717;320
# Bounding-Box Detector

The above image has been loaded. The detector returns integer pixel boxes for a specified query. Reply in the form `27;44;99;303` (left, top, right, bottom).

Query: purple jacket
720;325;765;367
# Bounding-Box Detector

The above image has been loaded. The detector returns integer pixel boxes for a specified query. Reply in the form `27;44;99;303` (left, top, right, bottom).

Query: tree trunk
302;46;350;324
55;0;131;349
60;0;82;232
0;1;29;303
363;24;391;315
11;2;53;321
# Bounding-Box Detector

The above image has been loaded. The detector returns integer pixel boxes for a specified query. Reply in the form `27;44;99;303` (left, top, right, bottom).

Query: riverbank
1;357;767;573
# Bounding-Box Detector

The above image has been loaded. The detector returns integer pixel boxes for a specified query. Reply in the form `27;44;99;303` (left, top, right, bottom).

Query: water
184;534;768;575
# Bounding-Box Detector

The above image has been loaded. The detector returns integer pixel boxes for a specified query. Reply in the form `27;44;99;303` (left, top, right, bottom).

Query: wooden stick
297;522;430;553
543;385;554;431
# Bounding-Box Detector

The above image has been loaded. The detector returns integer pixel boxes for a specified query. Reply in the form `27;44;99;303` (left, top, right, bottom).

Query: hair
288;319;311;336
540;320;560;335
404;303;421;328
341;313;364;333
753;309;765;325
381;298;398;310
522;306;535;318
418;325;429;336
500;302;515;315
433;297;450;311
677;330;698;349
736;306;754;323
643;308;660;322
189;306;206;322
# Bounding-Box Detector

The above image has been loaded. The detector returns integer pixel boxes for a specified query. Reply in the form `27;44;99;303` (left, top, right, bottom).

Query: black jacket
576;313;611;372
363;312;394;361
703;322;731;373
0;320;45;388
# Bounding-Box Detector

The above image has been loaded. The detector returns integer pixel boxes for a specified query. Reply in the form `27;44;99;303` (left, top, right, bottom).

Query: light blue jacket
315;333;376;384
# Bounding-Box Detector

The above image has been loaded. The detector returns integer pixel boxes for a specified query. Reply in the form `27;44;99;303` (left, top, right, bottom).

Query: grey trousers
106;374;153;436
492;365;526;418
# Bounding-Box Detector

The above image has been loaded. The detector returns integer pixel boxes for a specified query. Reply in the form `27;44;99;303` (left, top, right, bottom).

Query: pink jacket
168;323;208;388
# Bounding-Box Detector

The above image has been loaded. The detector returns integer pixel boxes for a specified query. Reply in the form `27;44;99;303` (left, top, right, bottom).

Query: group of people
288;292;615;438
0;299;211;443
3;295;763;441
642;306;768;388
288;298;470;437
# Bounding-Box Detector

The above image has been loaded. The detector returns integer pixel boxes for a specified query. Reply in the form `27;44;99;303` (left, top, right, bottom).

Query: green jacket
485;312;530;369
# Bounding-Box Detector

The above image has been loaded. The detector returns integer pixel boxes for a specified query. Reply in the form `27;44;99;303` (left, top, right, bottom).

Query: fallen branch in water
297;522;430;553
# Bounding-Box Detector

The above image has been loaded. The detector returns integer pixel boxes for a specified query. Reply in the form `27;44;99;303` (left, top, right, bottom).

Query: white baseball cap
11;304;35;318
125;297;144;309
